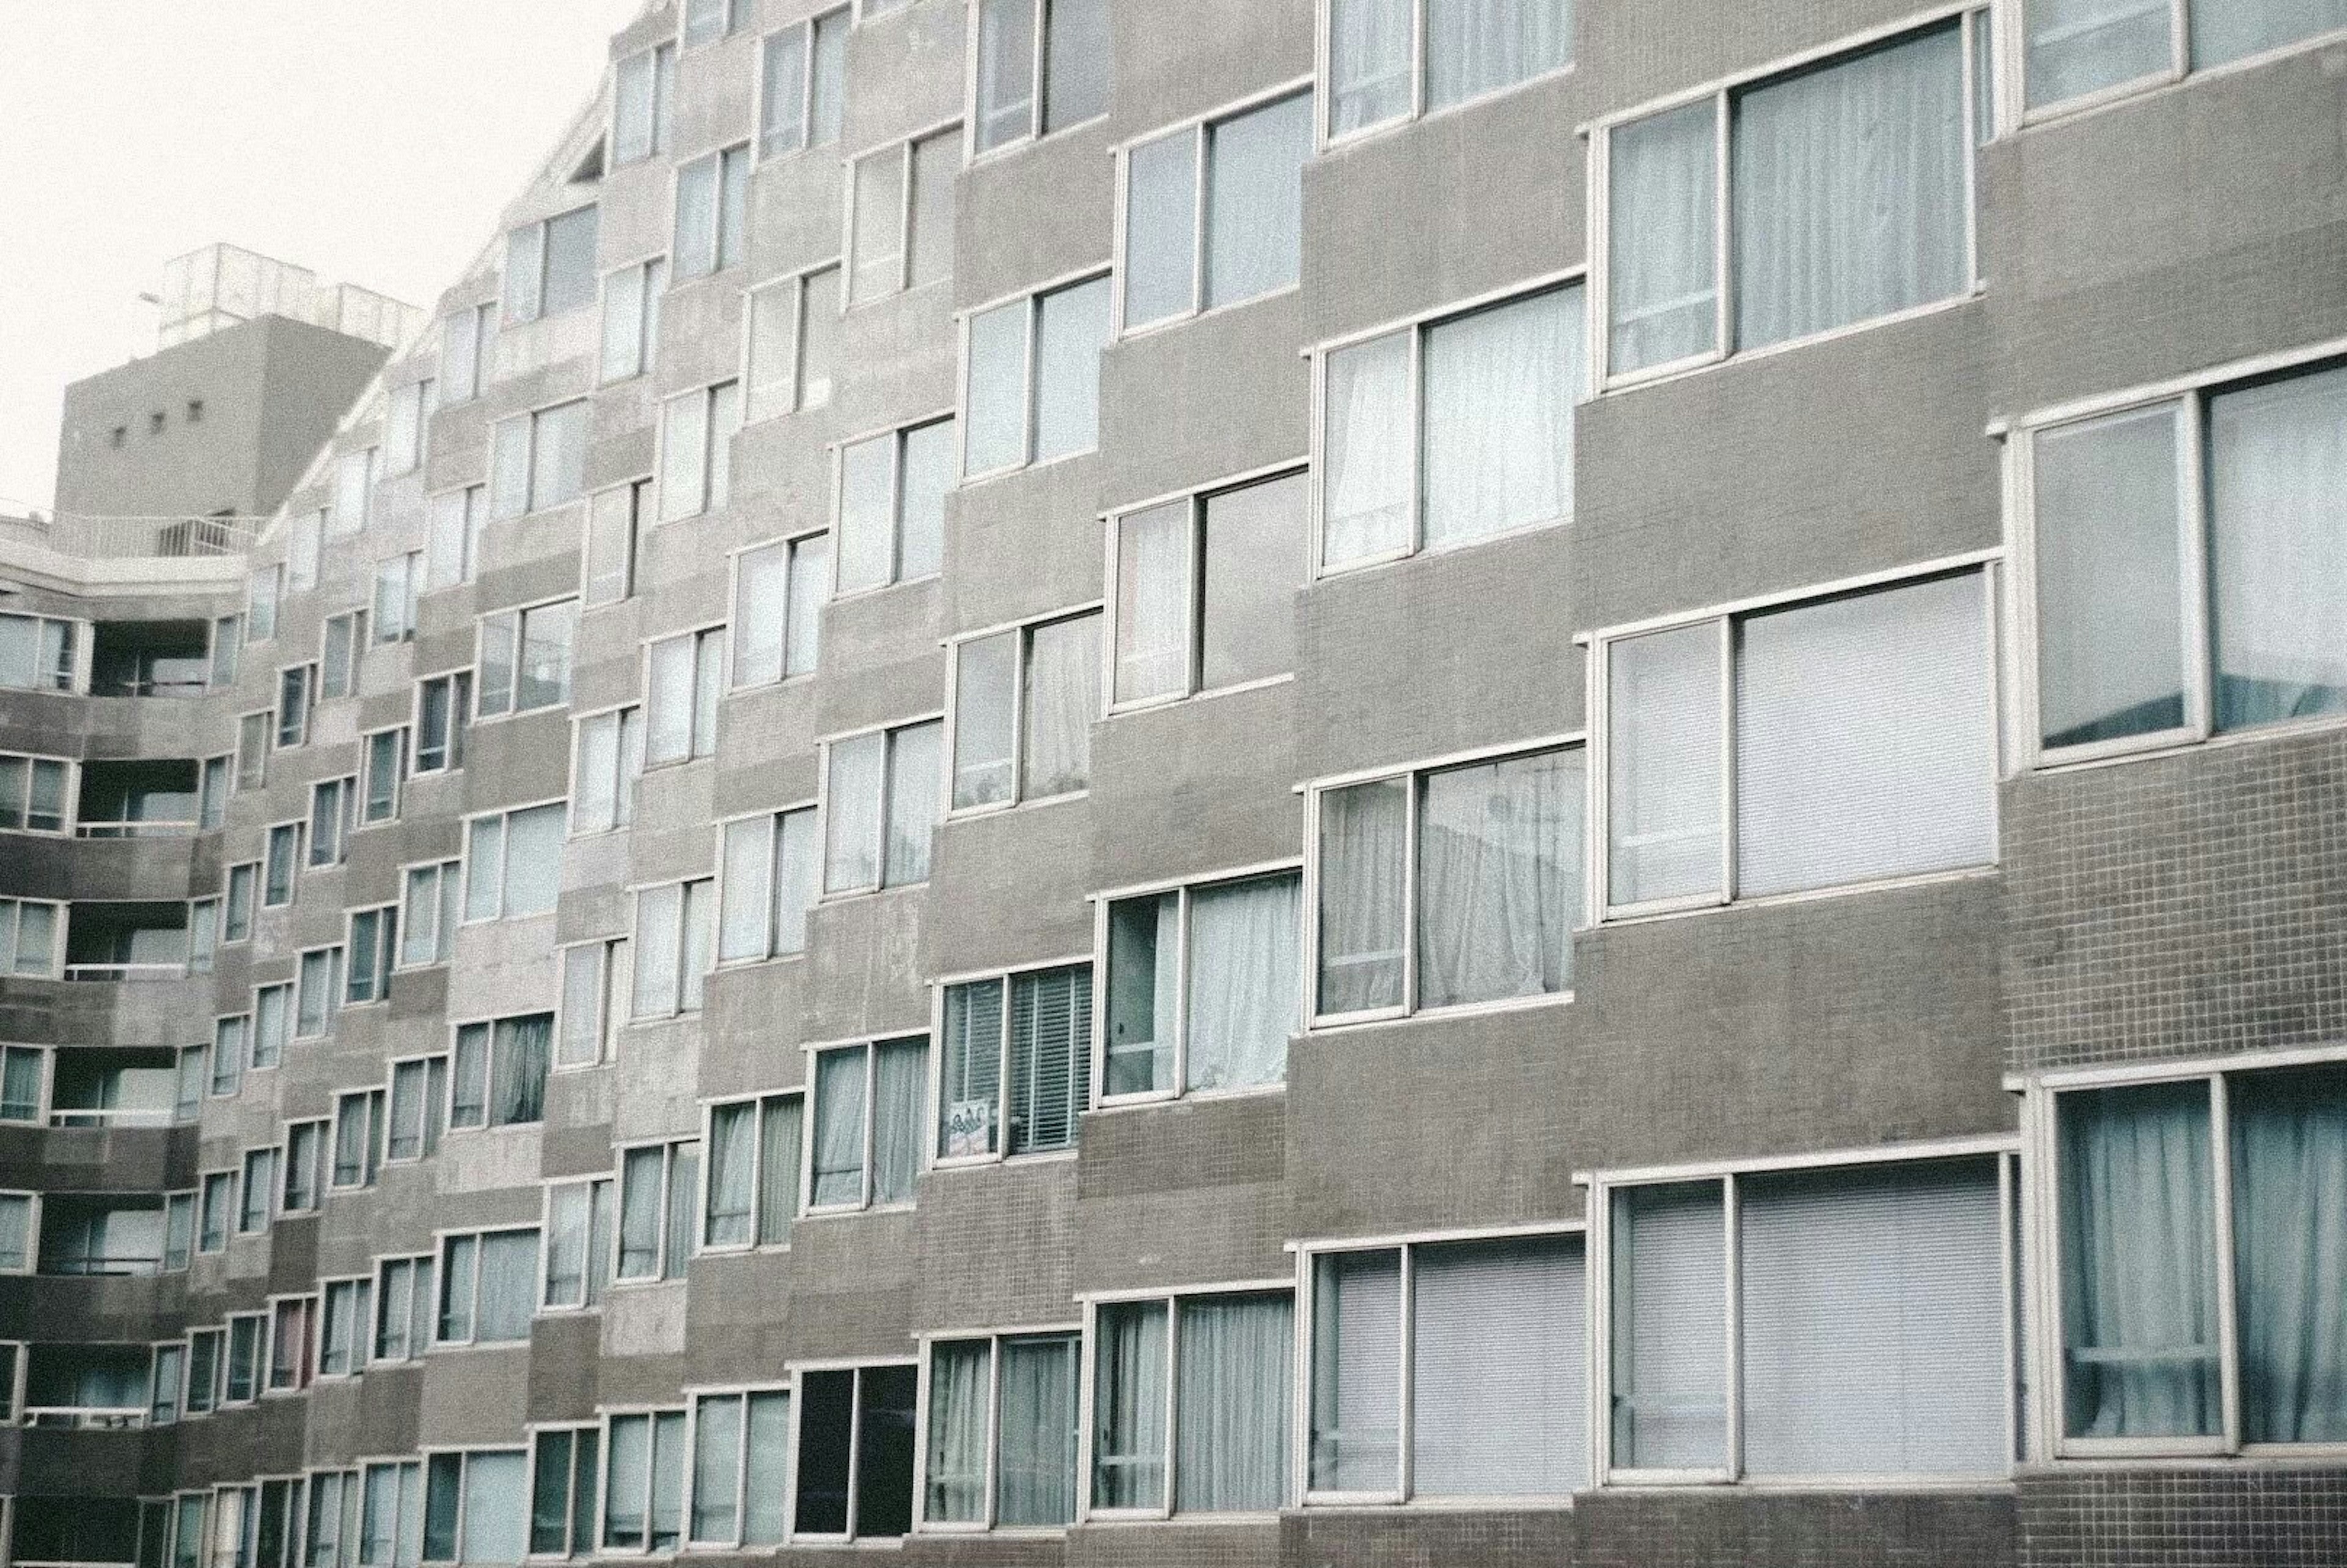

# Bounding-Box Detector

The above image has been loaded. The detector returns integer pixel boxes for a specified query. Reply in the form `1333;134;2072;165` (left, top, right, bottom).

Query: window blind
1610;1181;1725;1469
1010;967;1090;1154
1310;1250;1401;1492
1414;1236;1585;1494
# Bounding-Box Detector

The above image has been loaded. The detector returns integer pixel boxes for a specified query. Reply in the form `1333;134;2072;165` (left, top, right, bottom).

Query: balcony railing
61;962;191;983
39;1252;164;1278
0;505;259;560
21;1404;148;1430
46;1107;177;1130
75;819;201;840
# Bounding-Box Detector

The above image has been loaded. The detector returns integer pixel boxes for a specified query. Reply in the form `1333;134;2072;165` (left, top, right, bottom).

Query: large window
401;859;463;967
616;1140;699;1286
923;1333;1079;1527
938;965;1091;1161
949;611;1100;810
963;275;1110;477
1104;871;1300;1100
612;41;676;165
658;382;742;522
414;671;472;772
358;1460;425;1563
1600;15;1978;383
1120;90;1310;333
505;207;601;324
476;600;577;718
972;0;1109;152
1326;0;1575;139
1313;744;1583;1022
526;1426;603;1558
687;1388;791;1546
0;753;70;834
1320;282;1584;571
1307;1234;1584;1500
630;880;713;1020
1600;570;1994;914
1601;1155;2010;1480
645;629;725;765
463;803;566;921
793;1364;917;1539
421;1449;527;1564
809;1038;925;1211
600;257;668;384
744;267;840;422
702;1094;801;1250
2048;1061;2347;1453
542;1177;614;1310
733;535;828;684
436;1228;541;1346
1091;1291;1294;1515
2022;0;2347;114
674;145;750;280
835;419;952;595
1112;469;1305;707
449;1013;553;1130
0;612;79;692
488;401;592;519
0;898;61;977
718;808;821;964
849;128;958;304
2023;358;2347;763
601;1409;688;1553
758;10;848;159
571;707;643;835
822;720;941;893
334;1090;384;1192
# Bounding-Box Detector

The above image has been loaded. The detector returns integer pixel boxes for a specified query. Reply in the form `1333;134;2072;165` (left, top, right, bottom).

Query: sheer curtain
1322;334;1414;566
2208;365;2347;731
2027;0;2173;108
1413;1237;1585;1494
2059;1082;2222;1438
1428;0;1574;109
1416;749;1582;1008
786;536;829;676
1175;1294;1293;1512
1610;1182;1726;1469
997;1336;1077;1525
691;1396;743;1542
491;1016;550;1126
1186;874;1300;1091
743;1393;789;1544
1115;504;1192;703
1023;614;1100;798
477;1232;539;1342
1310;1251;1401;1492
2230;1067;2347;1442
1318;780;1408;1014
1422;288;1581;549
757;1099;801;1246
1092;1302;1167;1509
872;1039;925;1203
825;733;884;893
924;1343;990;1522
1329;0;1412;134
811;1052;867;1207
1034;278;1109;463
1205;93;1310;309
1608;101;1718;373
1732;25;1966;350
706;1104;755;1246
1124;134;1199;329
1606;623;1723;906
883;722;941;886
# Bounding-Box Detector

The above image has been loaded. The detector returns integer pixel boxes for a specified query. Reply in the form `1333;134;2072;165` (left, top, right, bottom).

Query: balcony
87;621;211;699
75;760;201;840
7;1493;141;1568
45;1049;180;1130
35;1195;173;1279
21;1337;149;1429
62;903;193;982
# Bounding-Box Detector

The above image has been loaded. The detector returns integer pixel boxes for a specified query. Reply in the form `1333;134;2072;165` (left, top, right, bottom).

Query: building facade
1;2;2344;1566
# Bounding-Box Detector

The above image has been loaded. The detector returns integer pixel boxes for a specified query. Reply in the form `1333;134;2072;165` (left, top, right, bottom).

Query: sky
0;0;648;512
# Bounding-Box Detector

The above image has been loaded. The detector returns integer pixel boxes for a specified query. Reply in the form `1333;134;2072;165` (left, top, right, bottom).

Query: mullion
862;1044;880;1207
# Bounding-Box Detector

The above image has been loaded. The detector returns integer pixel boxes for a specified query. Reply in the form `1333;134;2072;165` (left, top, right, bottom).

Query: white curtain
1035;277;1109;463
490;1015;549;1126
756;1099;801;1246
1606;622;1723;906
1310;1250;1401;1492
963;302;1029;475
1092;1302;1167;1509
1023;614;1100;798
603;1417;649;1547
2208;365;2347;730
691;1396;743;1542
706;1103;756;1246
1732;25;1966;350
2233;1068;2347;1442
836;436;896;594
953;633;1019;808
1416;749;1581;1009
1317;779;1408;1014
1422;287;1582;549
872;1039;925;1203
743;1392;790;1544
719;819;773;963
1330;0;1412;134
997;1336;1077;1525
1187;876;1300;1091
1116;503;1192;703
733;544;788;688
460;1453;526;1565
883;721;941;886
925;1343;990;1523
773;810;820;958
647;1411;687;1550
619;1149;666;1277
1322;332;1413;566
1174;1294;1293;1513
476;1231;538;1343
2027;0;2172;108
1205;93;1310;309
1608;101;1718;373
1427;0;1574;109
1124;132;1199;328
760;29;807;154
1610;1182;1727;1469
812;1051;867;1207
2059;1083;2222;1438
823;733;884;893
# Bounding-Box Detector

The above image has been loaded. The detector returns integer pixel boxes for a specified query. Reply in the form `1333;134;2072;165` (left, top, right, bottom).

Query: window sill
2024;1449;2347;1471
817;880;930;907
930;1148;1079;1174
2028;711;2347;778
798;1201;917;1223
1315;512;1571;585
968;112;1109;172
713;950;809;975
846;274;952;317
1309;989;1574;1035
1302;1495;1578;1513
1601;288;1981;400
945;788;1087;824
2015;26;2347;137
1601;863;1997;929
958;444;1098;493
1596;1477;2013;1495
1091;1083;1285;1115
830;572;942;610
1107;672;1296;719
728;670;821;700
1117;282;1302;346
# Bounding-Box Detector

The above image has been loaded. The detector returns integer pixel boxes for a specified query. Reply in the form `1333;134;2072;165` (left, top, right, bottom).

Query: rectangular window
263;823;302;906
358;1460;424;1564
372;552;421;644
541;1178;614;1309
612;42;676;165
657;380;743;521
436;1228;541;1346
0;1045;41;1122
295;946;345;1039
442;302;499;405
718;807;821;964
373;1255;435;1361
924;1333;1079;1527
211;614;243;687
488;401;591;520
974;0;1109;152
809;1038;925;1210
223;863;257;942
414;672;472;772
384;380;433;478
732;535;828;686
674;144;751;280
199;1172;235;1253
2024;0;2346;112
0;753;72;833
185;1329;222;1415
630;880;714;1020
307;777;352;867
1328;0;1574;140
345;909;396;1005
793;1364;917;1539
401;860;463;967
950;610;1100;810
268;1296;315;1391
237;712;270;790
616;1139;700;1282
527;1427;603;1558
601;1409;689;1553
0;611;79;691
683;0;741;46
744;266;841;422
557;940;626;1068
1601;570;1994;914
1091;1291;1294;1514
570;708;644;835
238;1148;277;1234
1104;870;1300;1100
848;128;958;304
283;1120;326;1212
199;754;230;828
938;965;1091;1160
584;481;650;607
285;513;324;597
333;1090;384;1191
150;1341;185;1423
247;570;280;644
386;1055;449;1162
463;802;566;921
277;664;312;747
448;1013;552;1130
332;447;377;535
0;897;59;977
320;1278;372;1377
644;630;725;765
821;720;942;893
834;419;952;595
476;600;578;717
1122;90;1310;333
702;1093;803;1249
688;1388;792;1546
362;729;406;825
224;1313;263;1403
506;206;601;324
0;1189;29;1270
1113;472;1305;707
420;1449;528;1564
758;9;848;158
1602;17;1974;381
1313;744;1584;1021
425;486;483;590
600;257;669;384
216;1013;253;1088
962;274;1111;477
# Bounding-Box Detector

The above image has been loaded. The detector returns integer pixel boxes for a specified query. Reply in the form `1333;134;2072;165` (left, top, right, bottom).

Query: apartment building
0;1;2341;1566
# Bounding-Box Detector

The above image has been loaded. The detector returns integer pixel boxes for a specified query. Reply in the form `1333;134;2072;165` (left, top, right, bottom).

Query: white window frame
540;1176;615;1311
754;8;851;163
955;266;1112;483
441;302;499;406
801;1036;925;1216
568;703;644;838
679;1382;795;1549
599;254;669;385
472;598;578;721
505;205;601;326
1313;0;1580;148
843;120;962;307
292;943;345;1041
628;877;714;1022
929;958;1093;1170
714;804;822;966
961;0;1111;161
743;263;843;424
2004;0;2347;126
672;143;752;281
360;727;407;827
261;821;304;908
828;413;955;600
460;797;570;923
372;1252;435;1363
783;1358;921;1542
697;1092;804;1254
611;39;677;166
911;1327;1084;1533
614;1137;700;1285
344;906;399;1006
412;669;473;774
398;856;464;969
384;1052;448;1165
818;716;946;898
641;625;727;768
656;381;742;523
556;937;628;1070
584;478;653;607
431;1225;542;1349
0;752;74;835
730;530;830;687
943;604;1104;816
488;398;593;519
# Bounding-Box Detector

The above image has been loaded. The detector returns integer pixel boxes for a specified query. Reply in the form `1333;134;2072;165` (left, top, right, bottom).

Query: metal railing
47;1107;177;1130
0;502;260;560
61;962;191;984
75;819;201;840
37;1251;165;1278
21;1404;149;1431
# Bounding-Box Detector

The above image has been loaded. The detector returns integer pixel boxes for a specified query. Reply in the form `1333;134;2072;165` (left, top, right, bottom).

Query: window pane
964;301;1029;475
2026;0;2172;108
997;1335;1078;1525
1186;874;1299;1091
646;636;696;765
1043;0;1111;130
787;536;830;675
1093;1300;1167;1509
745;284;798;423
542;208;600;316
601;263;648;381
1104;895;1175;1097
719;819;773;962
1008;967;1089;1154
899;420;953;578
1123;131;1198;329
850;150;905;304
1427;0;1574;108
925;1342;989;1523
872;1039;925;1203
1115;502;1192;703
530;403;590;511
1023;615;1098;798
501;805;564;917
796;1370;854;1534
760;28;808;156
743;1393;789;1542
1609;1181;1726;1469
812;12;848;143
756;1099;801;1245
1201;472;1304;689
837;435;896;595
2208;365;2347;733
1414;1236;1587;1494
1606;622;1723;906
1329;0;1412;134
940;978;1003;1157
908;133;958;290
633;885;682;1018
1608;101;1719;374
690;1396;742;1542
2059;1081;2221;1438
1323;332;1413;567
1422;288;1581;548
675;156;718;278
2231;1064;2347;1443
1204;93;1310;309
810;1051;867;1207
799;267;840;407
883;721;941;886
660;392;710;521
975;0;1038;150
824;733;884;893
1309;1250;1401;1493
2193;0;2347;65
2033;404;2188;749
1175;1294;1292;1512
1034;277;1109;461
461;1451;527;1563
1317;779;1407;1014
773;808;820;956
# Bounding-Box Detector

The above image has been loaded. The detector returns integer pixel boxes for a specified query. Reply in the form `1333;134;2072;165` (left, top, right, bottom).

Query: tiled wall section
2016;1467;2347;1568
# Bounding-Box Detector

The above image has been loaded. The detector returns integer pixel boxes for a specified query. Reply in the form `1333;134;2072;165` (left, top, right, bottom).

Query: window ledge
1117;282;1303;346
945;788;1087;824
1601;288;1982;401
829;571;943;610
1601;864;1997;929
968;114;1109;172
1090;1083;1286;1116
2028;711;2347;778
1309;990;1575;1036
1321;62;1582;157
957;444;1098;494
1107;672;1296;719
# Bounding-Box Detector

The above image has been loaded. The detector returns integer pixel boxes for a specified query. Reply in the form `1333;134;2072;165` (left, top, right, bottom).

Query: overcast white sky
0;0;647;511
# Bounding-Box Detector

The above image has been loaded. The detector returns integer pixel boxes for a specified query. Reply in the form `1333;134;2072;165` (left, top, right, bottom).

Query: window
186;1329;222;1415
848;128;958;304
674;145;750;280
1600;16;1976;383
488;401;591;520
973;0;1109;152
809;1038;925;1210
616;1140;699;1282
402;860;463;967
414;672;473;773
224;864;257;942
150;1342;184;1424
687;1388;792;1546
0;612;79;691
507;207;601;324
238;1151;277;1234
0;754;70;833
421;1450;527;1564
332;448;378;535
277;664;312;746
362;730;406;825
307;1470;362;1566
558;940;626;1068
384;380;434;478
216;1013;253;1090
2022;0;2346;113
463;804;565;921
612;42;677;164
319;1277;374;1377
268;1297;315;1391
1104;871;1301;1100
320;612;364;700
333;1090;384;1191
199;755;230;827
0;1046;40;1121
426;486;484;590
1600;570;1994;914
287;513;325;596
1320;282;1584;571
373;553;421;643
199;1172;235;1253
1307;1234;1584;1500
237;713;270;789
448;1014;552;1132
585;481;650;606
224;1313;263;1403
0;898;59;976
702;1094;802;1249
834;418;952;595
630;881;714;1021
1313;743;1583;1021
2024;359;2347;763
600;257;668;383
571;708;644;834
295;947;344;1039
1120;91;1310;333
1327;0;1574;139
601;1408;690;1552
476;601;577;717
1091;1291;1294;1514
718;808;821;963
657;383;741;521
526;1427;604;1557
744;266;841;421
1602;1156;2008;1479
758;10;848;159
308;777;352;866
950;610;1101;809
436;1228;542;1345
0;1190;28;1271
374;1255;435;1362
821;720;942;893
732;535;828;684
1112;471;1304;708
283;1121;326;1213
683;0;742;45
442;303;499;405
644;630;725;766
210;615;241;688
340;910;395;1006
962;274;1111;476
358;1460;424;1564
542;1178;614;1310
793;1364;917;1539
263;822;303;906
247;569;281;644
923;1333;1079;1526
937;966;1090;1160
